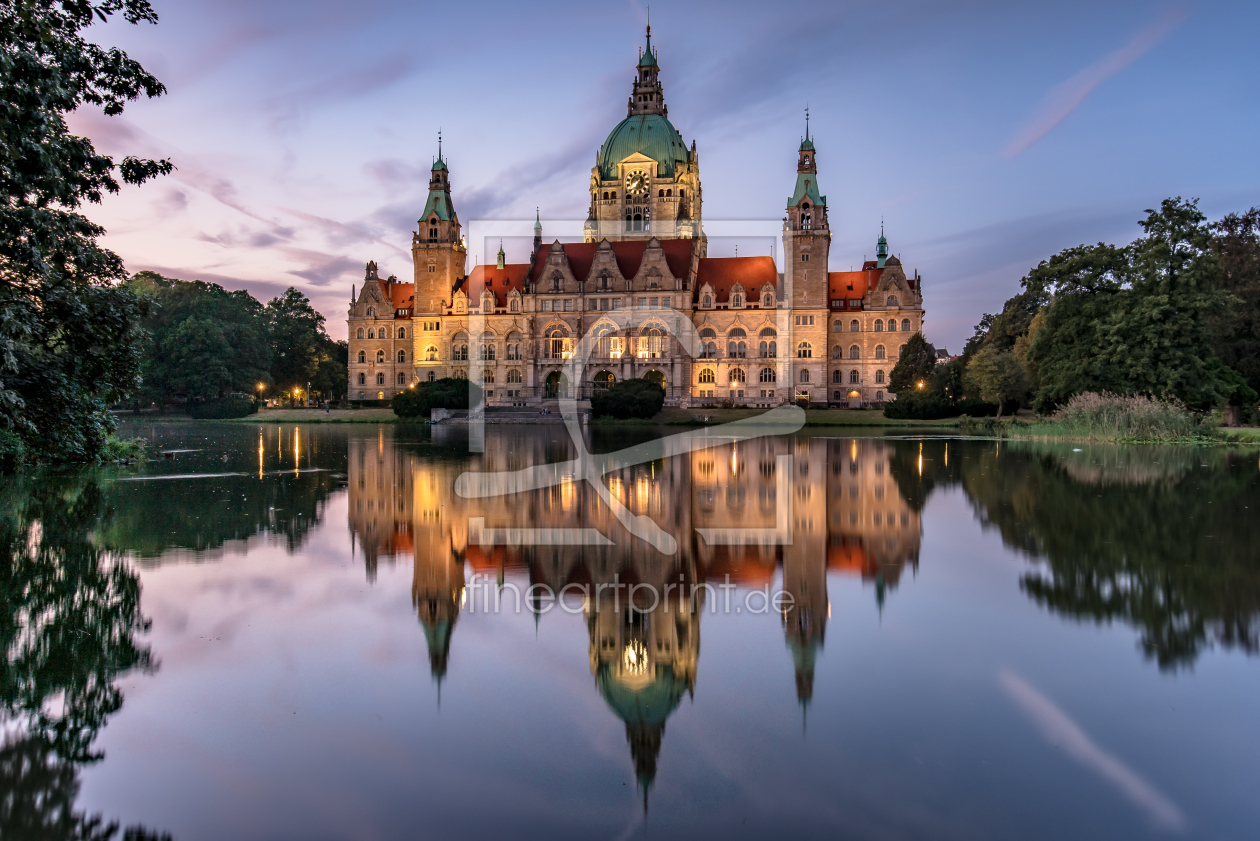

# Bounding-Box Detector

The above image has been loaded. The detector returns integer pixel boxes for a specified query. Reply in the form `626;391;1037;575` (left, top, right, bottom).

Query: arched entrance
643;370;666;389
848;389;861;409
593;370;615;391
545;371;568;399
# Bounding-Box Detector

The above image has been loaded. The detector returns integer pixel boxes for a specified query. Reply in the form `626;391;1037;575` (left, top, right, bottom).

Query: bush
187;397;259;419
883;392;1004;420
591;378;665;419
0;427;27;471
393;378;483;419
1049;392;1202;439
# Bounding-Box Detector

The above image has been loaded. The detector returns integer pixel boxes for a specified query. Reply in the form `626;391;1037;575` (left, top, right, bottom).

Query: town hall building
348;27;926;408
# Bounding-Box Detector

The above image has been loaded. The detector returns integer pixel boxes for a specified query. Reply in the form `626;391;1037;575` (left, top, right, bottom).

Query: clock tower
584;27;702;243
783;115;830;401
412;140;466;314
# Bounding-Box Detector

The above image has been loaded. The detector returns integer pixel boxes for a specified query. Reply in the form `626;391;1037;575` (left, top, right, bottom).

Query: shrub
187;397;259;419
883;392;1004;420
0;427;27;471
1050;392;1201;440
591;378;665;419
393;378;482;419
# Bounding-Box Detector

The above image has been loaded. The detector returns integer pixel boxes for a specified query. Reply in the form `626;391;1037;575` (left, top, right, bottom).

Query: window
376;350;385;363
427;371;435;382
564;299;573;312
376;372;385;385
480;342;496;361
831;346;841;359
876;370;885;384
875;345;886;360
452;331;469;361
759;367;776;383
540;300;550;312
732;292;744;307
357;350;366;363
887;319;897;332
428;265;435;273
368;329;375;339
357;373;366;385
483;370;495;384
832;370;842;383
801;254;810;262
800;369;810;383
850;319;860;332
699;368;716;384
794;315;814;326
849;370;859;384
729;368;746;384
425;345;438;361
874;320;884;332
356;328;364;339
850;345;860;360
366;307;376;317
398;328;406;339
506;331;523;360
833;320;842;332
887;295;899;307
397;350;406;363
702;294;712;308
545;327;571;359
637;327;665;358
796;342;812;358
902;318;911;332
398;372;406;385
876;390;884;401
509;298;520;312
507;369;523;384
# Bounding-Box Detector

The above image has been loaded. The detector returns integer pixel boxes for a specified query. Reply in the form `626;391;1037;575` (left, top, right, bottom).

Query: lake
3;420;1258;840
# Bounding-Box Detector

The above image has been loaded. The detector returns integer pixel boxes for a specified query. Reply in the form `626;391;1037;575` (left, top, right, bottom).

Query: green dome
598;114;688;180
595;663;685;727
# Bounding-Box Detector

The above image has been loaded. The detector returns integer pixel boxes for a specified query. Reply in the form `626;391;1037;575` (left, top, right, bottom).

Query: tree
1027;199;1229;412
392;378;481;418
962;347;1029;418
266;287;327;396
1209;208;1260;403
0;0;171;461
591;378;665;419
888;333;937;394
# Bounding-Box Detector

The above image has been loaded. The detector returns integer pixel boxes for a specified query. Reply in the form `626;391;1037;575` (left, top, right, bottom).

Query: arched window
357;350;366;363
427;371;436;382
902;318;911;332
701;294;713;308
398;372;406;385
729;368;746;384
699;368;715;384
699;327;717;359
849;370;859;384
376;372;385;385
796;342;812;358
831;345;841;359
850;319;860;332
833;320;842;332
398;327;406;339
666;189;672;197
397;350;406;363
625;214;632;232
376;350;385;363
800;369;810;383
507;369;523;383
899;344;907;358
545;327;571;359
658;189;665;198
425;345;438;361
875;370;885;383
887;295;898;307
874;319;884;332
367;329;375;339
887;319;898;332
849;345;860;360
762;291;774;307
832;369;842;383
509;298;520;312
366;307;375;317
759;367;776;383
482;369;495;384
633;213;643;231
452;331;469;361
357;373;366;385
638;326;665;358
876;390;884;401
480;337;496;361
356;328;364;339
875;345;886;360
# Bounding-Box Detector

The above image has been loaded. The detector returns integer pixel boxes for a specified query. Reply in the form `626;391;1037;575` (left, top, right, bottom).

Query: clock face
625;171;649;197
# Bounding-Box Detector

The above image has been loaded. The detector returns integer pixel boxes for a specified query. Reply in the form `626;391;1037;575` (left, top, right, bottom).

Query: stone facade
347;28;925;408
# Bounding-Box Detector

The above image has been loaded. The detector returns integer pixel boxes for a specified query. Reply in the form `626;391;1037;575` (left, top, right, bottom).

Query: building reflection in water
347;429;922;794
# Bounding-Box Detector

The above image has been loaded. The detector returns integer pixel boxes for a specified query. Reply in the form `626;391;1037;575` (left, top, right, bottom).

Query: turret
411;134;466;313
628;25;666;117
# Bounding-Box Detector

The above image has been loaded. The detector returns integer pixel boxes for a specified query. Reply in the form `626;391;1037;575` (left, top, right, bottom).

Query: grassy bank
590;407;965;428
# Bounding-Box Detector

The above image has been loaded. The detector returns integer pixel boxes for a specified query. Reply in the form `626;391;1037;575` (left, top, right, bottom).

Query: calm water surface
4;421;1259;840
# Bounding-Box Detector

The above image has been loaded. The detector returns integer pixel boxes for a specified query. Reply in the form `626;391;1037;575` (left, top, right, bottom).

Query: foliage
591;378;666;419
186;396;258;419
0;0;171;463
1026;199;1229;412
266;287;345;400
883;391;1000;420
962;346;1030;417
1038;392;1204;441
887;333;937;394
392;378;481;418
1209;207;1260;400
963;285;1049;360
128;272;271;404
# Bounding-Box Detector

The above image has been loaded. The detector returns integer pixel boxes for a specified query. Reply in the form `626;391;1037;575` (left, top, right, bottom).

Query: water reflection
347;429;924;795
0;474;170;839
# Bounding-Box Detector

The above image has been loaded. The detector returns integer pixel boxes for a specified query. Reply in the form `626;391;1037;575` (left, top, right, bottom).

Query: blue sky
78;0;1260;347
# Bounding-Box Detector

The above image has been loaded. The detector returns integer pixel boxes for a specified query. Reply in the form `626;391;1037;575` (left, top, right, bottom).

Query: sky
76;0;1260;349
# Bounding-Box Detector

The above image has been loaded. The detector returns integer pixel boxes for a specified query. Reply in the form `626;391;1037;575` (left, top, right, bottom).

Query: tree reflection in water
0;474;172;840
954;442;1260;670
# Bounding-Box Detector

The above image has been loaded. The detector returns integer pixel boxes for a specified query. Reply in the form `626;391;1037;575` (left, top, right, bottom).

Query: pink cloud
1003;5;1188;159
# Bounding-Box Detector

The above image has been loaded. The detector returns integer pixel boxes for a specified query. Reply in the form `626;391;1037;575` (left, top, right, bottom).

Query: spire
496;240;505;270
799;106;815;152
876;220;889;269
639;23;657;67
431;130;447;172
628;24;664;115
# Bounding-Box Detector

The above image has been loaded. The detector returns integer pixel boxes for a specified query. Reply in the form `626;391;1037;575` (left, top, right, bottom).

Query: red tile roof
827;268;882;304
381;280;416;314
466;263;530;307
528;238;694;285
695;256;779;304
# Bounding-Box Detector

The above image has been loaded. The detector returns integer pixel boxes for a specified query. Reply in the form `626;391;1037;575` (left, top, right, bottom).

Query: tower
783;112;830;402
412;137;466;313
